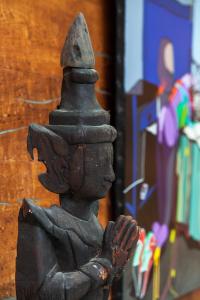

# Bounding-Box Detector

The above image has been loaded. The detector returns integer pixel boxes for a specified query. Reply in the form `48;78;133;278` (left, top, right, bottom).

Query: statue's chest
67;229;102;267
50;209;104;270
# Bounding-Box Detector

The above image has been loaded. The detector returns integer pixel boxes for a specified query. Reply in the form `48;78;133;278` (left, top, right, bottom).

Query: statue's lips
102;180;113;189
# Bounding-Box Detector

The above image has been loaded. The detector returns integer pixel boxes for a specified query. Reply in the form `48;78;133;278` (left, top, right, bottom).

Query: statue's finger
105;221;115;238
113;217;134;245
114;215;135;236
103;221;115;246
127;227;140;259
113;215;127;232
120;221;138;250
125;229;139;251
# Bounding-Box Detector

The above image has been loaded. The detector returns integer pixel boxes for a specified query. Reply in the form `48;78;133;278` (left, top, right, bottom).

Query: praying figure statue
16;13;139;300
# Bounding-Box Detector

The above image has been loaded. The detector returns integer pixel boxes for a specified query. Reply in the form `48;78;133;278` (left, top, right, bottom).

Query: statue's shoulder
19;198;59;233
19;198;49;222
19;199;72;238
19;199;103;246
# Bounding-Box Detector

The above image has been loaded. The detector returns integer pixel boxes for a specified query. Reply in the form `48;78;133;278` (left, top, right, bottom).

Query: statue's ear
27;124;70;194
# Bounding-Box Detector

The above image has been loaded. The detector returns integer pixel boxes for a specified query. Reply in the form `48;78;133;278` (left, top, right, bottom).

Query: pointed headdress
46;12;116;144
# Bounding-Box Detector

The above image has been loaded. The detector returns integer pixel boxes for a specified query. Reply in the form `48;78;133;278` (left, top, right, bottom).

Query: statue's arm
16;201;138;300
16;208;109;300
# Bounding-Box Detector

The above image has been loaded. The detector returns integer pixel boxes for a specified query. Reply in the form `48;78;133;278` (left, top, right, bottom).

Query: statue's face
69;143;115;200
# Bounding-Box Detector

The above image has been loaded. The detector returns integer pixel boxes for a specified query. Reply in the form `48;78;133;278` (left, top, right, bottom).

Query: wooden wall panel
0;204;21;298
0;0;115;298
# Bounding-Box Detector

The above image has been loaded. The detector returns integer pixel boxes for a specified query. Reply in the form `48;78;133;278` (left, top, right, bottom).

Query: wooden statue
16;13;139;300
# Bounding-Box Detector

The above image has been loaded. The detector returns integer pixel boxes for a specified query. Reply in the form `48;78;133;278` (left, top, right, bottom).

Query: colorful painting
124;0;198;224
121;1;200;299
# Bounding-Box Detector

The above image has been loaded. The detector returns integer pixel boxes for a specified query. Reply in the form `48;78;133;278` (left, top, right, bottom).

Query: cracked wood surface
0;0;114;298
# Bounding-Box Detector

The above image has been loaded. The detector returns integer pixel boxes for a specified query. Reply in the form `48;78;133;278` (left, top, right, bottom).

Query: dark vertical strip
131;95;138;217
111;0;125;299
113;0;125;218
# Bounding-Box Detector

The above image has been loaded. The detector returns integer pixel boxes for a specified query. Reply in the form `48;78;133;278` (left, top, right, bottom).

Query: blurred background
121;1;200;300
0;0;200;299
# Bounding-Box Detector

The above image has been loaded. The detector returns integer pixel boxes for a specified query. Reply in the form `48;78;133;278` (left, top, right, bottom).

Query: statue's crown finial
61;12;95;69
49;13;110;127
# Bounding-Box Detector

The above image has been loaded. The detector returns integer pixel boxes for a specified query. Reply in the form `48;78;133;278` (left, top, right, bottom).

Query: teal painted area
189;142;200;241
176;135;191;223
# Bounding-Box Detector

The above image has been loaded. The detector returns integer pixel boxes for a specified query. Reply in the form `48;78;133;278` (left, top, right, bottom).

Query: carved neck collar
59;193;97;221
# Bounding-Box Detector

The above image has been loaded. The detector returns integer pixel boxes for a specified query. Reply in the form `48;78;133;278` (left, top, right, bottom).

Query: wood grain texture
0;204;19;299
0;0;114;131
0;0;114;297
